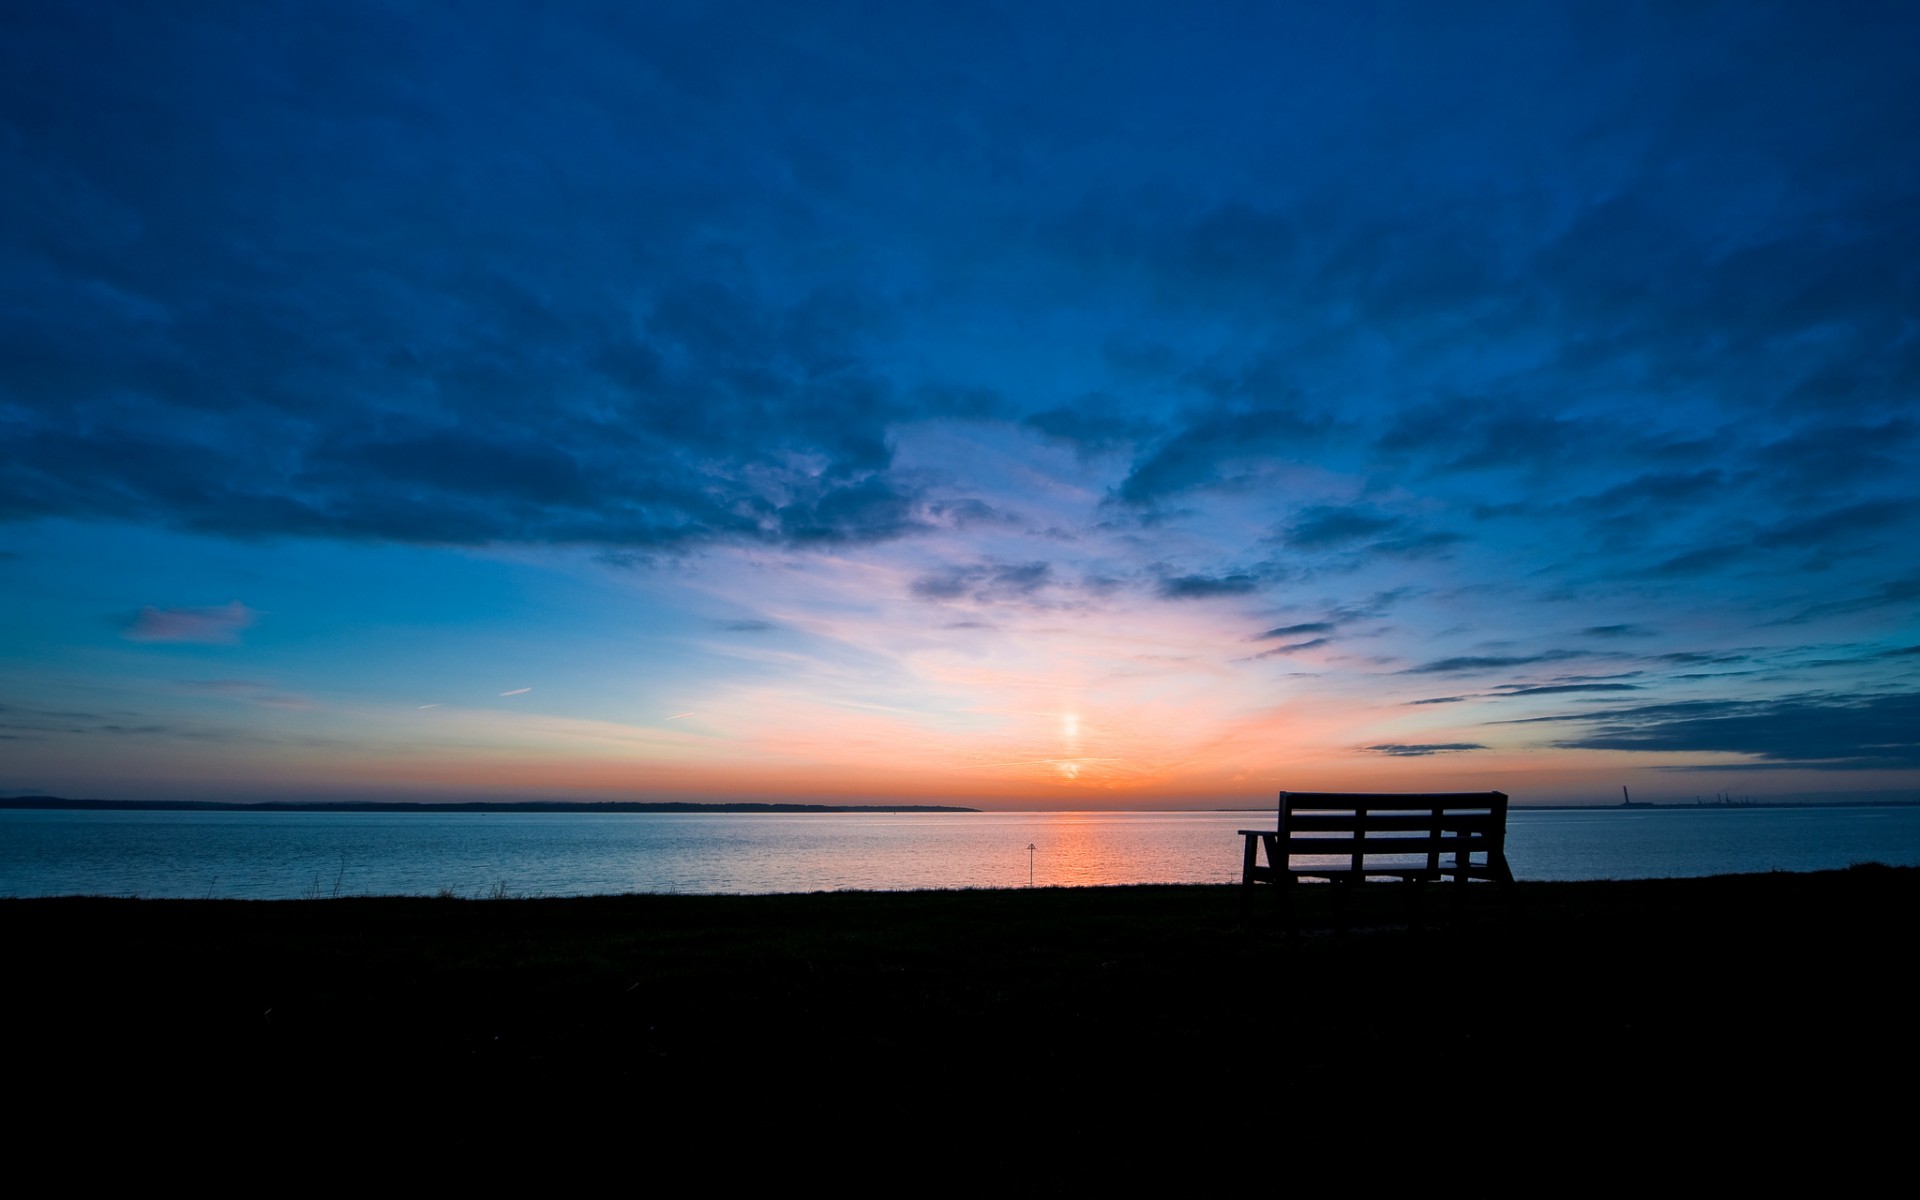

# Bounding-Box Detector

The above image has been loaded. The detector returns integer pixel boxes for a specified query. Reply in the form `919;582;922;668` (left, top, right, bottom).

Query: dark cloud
719;620;778;633
1264;505;1464;567
1744;497;1920;572
1118;408;1329;505
1640;545;1751;578
1328;590;1419;623
1779;573;1920;624
1583;471;1729;512
1251;638;1329;659
926;499;1016;529
1377;404;1617;481
1756;422;1918;497
1372;530;1465;558
1654;652;1751;666
1282;506;1399;550
911;561;1055;605
1402;650;1598;676
0;6;995;554
1583;624;1654;639
1544;692;1920;770
1548;672;1645;683
1362;743;1487;757
1256;622;1335;640
1493;683;1642;696
775;477;925;545
1022;400;1159;458
1156;572;1263;600
1409;696;1466;705
1;0;1915;700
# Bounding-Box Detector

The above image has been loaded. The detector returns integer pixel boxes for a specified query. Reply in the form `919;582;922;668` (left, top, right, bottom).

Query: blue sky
3;1;1916;806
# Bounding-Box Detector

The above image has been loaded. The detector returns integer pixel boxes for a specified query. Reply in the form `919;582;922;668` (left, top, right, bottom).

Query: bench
1239;791;1515;919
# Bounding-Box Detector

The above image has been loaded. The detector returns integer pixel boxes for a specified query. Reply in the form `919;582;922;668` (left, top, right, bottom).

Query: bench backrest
1278;790;1509;876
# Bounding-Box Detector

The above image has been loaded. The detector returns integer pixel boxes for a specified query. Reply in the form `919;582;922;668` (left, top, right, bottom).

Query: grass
5;867;1916;1156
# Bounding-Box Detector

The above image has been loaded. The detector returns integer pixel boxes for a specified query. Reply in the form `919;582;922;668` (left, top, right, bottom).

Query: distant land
0;796;979;814
1523;799;1920;810
1215;796;1920;812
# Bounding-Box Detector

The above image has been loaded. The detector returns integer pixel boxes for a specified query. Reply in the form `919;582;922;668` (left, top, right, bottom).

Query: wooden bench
1240;791;1515;920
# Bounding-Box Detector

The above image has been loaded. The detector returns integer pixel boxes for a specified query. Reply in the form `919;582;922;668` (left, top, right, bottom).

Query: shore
8;867;1915;1151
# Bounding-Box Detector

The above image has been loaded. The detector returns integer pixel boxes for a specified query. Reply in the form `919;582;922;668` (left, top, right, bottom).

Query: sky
3;1;1917;808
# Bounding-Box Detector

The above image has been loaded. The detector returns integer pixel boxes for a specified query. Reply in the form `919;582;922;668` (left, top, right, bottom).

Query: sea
4;804;1919;900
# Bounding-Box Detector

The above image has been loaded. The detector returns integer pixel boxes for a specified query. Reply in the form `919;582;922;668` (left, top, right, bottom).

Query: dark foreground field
8;867;1915;1158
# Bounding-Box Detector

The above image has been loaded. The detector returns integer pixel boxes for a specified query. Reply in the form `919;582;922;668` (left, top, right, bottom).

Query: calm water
3;805;1917;900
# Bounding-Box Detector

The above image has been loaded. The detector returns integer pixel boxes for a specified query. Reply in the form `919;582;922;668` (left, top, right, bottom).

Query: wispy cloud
123;602;255;645
1493;683;1642;696
1361;743;1487;757
1401;651;1599;676
912;561;1056;605
1257;622;1336;640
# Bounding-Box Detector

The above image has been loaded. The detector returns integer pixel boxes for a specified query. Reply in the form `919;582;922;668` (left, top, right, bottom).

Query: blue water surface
2;805;1916;899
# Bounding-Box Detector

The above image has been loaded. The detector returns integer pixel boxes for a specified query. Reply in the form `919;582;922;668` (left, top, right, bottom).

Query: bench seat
1240;791;1515;917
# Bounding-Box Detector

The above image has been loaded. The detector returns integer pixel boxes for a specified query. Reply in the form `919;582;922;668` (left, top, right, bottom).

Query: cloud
1328;590;1419;623
1542;692;1920;770
1361;743;1487;757
0;8;984;557
123;602;255;644
1251;638;1330;660
1492;683;1641;696
1118;408;1330;505
1267;504;1467;564
911;561;1055;605
1639;545;1751;579
1282;506;1400;550
1756;422;1917;496
774;476;926;545
2;0;1916;767
1257;622;1335;640
1654;652;1751;667
1156;571;1263;600
1756;498;1913;551
1582;471;1729;513
926;499;1016;530
1779;572;1920;624
1022;400;1159;458
1377;404;1611;480
1401;650;1598;676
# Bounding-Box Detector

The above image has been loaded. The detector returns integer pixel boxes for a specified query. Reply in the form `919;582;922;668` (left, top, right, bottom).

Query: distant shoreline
0;795;979;814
